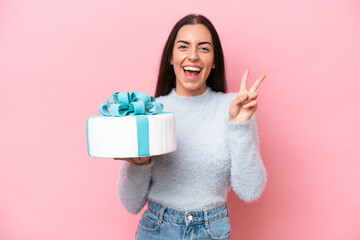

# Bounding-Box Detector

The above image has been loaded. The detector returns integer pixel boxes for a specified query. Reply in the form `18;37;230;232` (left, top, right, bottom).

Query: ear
170;56;173;65
212;62;215;69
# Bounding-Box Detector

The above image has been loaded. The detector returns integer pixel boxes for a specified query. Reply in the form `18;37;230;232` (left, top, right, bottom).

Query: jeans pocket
138;210;160;232
206;216;231;240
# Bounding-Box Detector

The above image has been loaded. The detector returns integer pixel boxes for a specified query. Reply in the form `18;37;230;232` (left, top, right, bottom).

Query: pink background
1;0;360;239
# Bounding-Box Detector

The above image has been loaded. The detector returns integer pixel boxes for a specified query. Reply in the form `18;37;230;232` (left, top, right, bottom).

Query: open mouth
183;66;202;79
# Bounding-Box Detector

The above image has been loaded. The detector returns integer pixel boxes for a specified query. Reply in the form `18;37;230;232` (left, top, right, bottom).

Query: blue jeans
135;200;231;240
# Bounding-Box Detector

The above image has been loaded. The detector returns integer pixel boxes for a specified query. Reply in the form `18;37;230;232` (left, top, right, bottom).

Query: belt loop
158;205;166;223
204;210;209;229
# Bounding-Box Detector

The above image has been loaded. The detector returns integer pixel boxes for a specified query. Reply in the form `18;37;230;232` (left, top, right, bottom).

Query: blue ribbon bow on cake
99;90;164;117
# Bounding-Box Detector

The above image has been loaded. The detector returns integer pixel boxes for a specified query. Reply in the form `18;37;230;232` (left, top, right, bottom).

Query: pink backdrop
1;0;360;239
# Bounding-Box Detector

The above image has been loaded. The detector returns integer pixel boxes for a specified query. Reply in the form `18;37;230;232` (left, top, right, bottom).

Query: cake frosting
87;113;176;158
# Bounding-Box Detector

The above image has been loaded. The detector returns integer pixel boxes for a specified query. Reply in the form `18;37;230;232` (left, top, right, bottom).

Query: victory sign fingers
229;69;266;122
239;69;265;95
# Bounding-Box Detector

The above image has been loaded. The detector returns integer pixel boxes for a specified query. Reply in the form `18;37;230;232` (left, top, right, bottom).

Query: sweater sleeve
117;161;154;214
226;115;267;202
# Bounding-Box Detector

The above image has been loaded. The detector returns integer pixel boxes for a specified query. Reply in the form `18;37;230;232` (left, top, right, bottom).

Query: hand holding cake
114;156;150;165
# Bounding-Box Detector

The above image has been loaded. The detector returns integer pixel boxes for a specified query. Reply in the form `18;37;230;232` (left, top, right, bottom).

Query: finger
243;100;257;109
136;157;149;163
231;93;248;106
114;158;137;163
249;74;266;92
247;91;258;100
131;158;145;164
142;157;150;163
243;92;257;105
239;69;249;94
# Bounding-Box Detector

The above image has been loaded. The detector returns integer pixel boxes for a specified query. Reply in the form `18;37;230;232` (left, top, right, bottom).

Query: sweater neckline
168;87;213;108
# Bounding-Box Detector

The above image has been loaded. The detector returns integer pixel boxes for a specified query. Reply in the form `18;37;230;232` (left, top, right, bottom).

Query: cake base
86;113;176;158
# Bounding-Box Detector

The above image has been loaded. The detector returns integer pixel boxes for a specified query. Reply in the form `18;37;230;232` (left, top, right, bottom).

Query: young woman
117;14;267;240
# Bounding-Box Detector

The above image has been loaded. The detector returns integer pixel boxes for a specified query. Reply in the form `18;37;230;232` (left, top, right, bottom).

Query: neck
175;85;207;97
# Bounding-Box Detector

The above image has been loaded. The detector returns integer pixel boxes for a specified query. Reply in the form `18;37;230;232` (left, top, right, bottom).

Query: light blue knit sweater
118;87;266;214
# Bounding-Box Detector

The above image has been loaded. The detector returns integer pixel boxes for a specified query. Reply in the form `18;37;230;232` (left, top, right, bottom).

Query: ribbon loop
106;92;120;105
99;103;111;116
109;104;121;116
117;92;131;105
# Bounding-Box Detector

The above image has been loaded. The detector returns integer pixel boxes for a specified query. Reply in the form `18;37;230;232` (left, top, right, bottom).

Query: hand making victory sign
229;69;266;122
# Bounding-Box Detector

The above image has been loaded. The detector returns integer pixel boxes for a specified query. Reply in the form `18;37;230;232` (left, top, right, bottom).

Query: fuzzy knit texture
118;87;267;214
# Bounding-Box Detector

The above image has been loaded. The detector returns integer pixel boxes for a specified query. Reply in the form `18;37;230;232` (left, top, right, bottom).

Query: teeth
183;66;201;72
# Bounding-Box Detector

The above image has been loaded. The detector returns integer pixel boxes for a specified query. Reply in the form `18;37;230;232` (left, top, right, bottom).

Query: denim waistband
147;200;229;226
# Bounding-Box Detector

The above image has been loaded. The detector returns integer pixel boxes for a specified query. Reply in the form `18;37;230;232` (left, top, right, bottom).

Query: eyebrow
176;40;212;46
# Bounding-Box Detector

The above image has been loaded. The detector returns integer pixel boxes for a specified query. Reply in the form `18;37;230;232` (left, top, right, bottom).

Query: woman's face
171;24;215;96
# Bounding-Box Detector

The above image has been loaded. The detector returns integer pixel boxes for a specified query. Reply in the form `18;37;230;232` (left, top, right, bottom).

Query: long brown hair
155;14;227;97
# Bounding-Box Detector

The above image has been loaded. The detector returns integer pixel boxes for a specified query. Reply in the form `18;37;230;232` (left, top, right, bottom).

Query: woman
117;14;266;239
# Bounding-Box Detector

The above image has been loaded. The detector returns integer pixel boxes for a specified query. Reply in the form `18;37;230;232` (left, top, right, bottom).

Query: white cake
87;113;176;158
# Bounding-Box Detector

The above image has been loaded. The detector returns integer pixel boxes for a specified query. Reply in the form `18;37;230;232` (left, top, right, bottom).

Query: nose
187;47;199;61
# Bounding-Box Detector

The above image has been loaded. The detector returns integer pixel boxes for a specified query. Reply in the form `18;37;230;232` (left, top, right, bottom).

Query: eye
200;47;210;52
178;45;188;49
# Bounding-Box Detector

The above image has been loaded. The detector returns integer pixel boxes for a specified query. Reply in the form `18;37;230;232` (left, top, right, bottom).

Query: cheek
171;57;180;67
205;57;215;72
204;54;214;67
